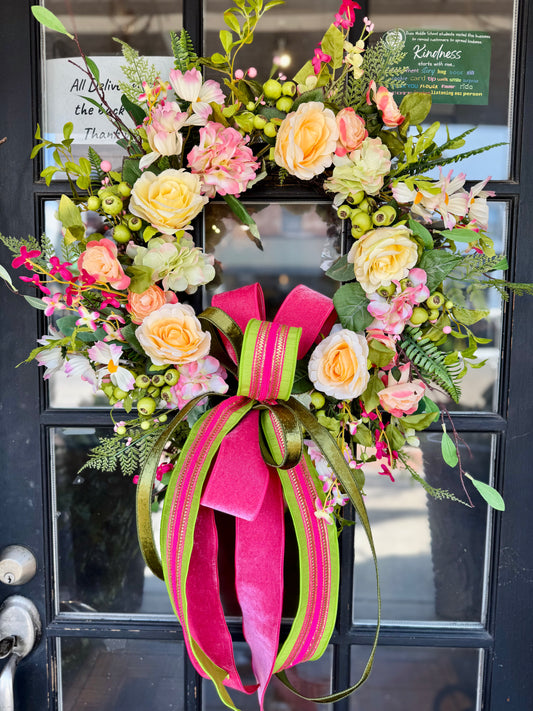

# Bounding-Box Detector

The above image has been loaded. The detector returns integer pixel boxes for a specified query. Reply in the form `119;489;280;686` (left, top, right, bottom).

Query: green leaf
58;194;83;229
325;254;355;282
62;122;74;140
465;473;505;511
56;315;79;337
122;157;142;185
361;374;385;412
418;250;462;292
126;265;153;293
222;195;262;250
409;218;433;249
441;426;458;468
0;265;17;292
80;96;107;114
489;256;508;271
223;10;240;34
321;23;345;69
385;423;406;451
31;6;74;39
210;52;228;65
452;306;490;326
353;422;373;447
367;340;395;368
121;94;146;126
219;30;233;54
400;412;439;430
421;395;440;414
438;227;479;243
264;0;285;9
291;88;325;112
121;323;144;354
291;359;313;394
85;57;100;84
23;294;47;310
378;130;405;158
292;60;314;85
333;282;373;332
399;92;432;126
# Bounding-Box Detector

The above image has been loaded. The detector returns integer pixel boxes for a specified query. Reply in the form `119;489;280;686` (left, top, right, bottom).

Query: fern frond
40;233;56;261
394;142;507;179
344;38;406;107
401;327;463;402
170;29;199;72
88;147;104;179
79;427;163;477
0;232;41;257
114;37;159;104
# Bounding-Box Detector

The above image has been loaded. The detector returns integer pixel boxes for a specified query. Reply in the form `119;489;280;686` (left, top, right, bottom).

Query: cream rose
129;169;208;235
135;302;211;365
308;327;369;399
274;101;339;180
127;285;177;325
347;225;418;294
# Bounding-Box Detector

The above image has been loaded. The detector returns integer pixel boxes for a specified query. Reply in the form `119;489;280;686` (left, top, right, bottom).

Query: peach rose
335;108;367;157
135;302;211;365
129;169;208;235
347;225;418;294
274;101;339;180
308;327;369;399
367;82;404;127
78;238;130;290
378;364;425;417
127;285;178;325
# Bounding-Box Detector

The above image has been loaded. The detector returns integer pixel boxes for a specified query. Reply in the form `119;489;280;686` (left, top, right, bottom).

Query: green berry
127;215;142;231
160;386;173;402
117;182;131;197
281;81;296;97
102;195;123;216
445;300;454;309
113;386;128;400
263;79;282;100
140;420;151;430
159;414;168;422
263;122;278;138
113;224;131;243
101;383;114;397
164;369;180;386
358;198;372;213
410;307;429;325
246;101;256;111
351;210;373;233
135;374;151;389
87;196;100;211
310;391;326;409
428;308;440;321
426;292;445;309
377;283;397;298
253;115;268;130
276;96;293;113
372;205;397;226
138;396;156;416
337;205;352;220
147;386;160;398
347;190;365;206
116;425;127;436
151;373;166;388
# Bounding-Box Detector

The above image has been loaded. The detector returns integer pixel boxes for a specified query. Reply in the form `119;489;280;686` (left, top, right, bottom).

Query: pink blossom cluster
305;439;351;525
169;356;229;409
187;122;260;198
367;268;430;334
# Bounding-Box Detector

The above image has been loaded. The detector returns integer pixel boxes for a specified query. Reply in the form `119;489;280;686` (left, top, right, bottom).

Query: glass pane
60;637;184;711
435;201;507;413
370;0;515;179
353;433;494;623
202;643;333;711
52;427;174;614
350;646;481;710
205;0;340;81
42;1;181;169
205;202;341;314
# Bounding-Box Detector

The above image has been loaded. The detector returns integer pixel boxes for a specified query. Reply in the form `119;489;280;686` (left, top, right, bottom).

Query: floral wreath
1;1;528;708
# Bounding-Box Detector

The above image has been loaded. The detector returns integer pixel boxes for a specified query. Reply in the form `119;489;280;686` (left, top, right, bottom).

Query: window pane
353;433;494;623
42;1;180;170
204;202;341;314
202;643;333;710
350;646;481;710
52;427;174;615
59;637;184;711
369;0;516;179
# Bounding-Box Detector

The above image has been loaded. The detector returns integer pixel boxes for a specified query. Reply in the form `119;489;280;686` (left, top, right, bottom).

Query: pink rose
335;108;368;157
126;284;178;325
367;81;404;127
378;364;425;417
187;122;259;198
78;238;130;290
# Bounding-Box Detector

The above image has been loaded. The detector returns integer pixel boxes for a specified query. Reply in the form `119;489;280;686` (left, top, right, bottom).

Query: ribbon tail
235;467;285;710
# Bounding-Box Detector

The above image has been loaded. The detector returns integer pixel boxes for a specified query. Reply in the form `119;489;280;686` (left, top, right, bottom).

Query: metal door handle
0;597;41;711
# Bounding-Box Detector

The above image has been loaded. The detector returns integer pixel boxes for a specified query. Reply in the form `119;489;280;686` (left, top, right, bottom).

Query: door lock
0;547;37;586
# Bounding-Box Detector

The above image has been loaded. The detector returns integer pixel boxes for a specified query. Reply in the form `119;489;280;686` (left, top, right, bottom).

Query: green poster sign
387;29;491;105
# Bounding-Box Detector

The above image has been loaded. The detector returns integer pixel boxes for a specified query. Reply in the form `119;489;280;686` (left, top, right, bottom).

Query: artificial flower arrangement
1;0;529;708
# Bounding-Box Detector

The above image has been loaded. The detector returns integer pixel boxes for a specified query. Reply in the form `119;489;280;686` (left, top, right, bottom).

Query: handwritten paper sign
387;29;491;105
44;57;175;145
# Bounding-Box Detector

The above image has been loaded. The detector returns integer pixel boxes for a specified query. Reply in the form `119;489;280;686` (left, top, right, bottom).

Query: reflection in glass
205;202;341;315
52;427;174;615
350;646;481;711
42;1;181;170
436;201;507;413
202;643;332;711
353;433;494;623
60;637;184;711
